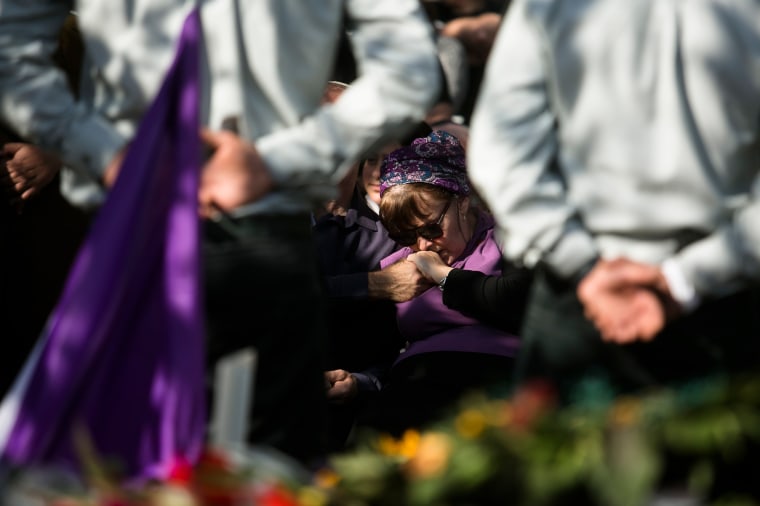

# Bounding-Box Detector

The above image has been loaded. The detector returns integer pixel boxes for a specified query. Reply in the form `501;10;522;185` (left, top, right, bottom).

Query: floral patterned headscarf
379;130;469;197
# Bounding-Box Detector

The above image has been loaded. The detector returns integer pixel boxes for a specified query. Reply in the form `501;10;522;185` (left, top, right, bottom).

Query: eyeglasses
390;199;452;246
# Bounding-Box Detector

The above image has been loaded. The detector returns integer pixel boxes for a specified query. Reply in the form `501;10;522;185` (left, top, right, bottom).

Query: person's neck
365;194;380;215
458;207;479;244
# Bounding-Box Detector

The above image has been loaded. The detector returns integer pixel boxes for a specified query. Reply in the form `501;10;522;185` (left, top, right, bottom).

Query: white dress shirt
0;0;440;211
468;0;760;299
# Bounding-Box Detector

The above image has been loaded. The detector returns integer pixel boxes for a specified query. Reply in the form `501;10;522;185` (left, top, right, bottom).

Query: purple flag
0;9;205;481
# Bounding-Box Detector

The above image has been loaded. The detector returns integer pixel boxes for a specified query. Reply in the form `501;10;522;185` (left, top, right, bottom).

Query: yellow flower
398;429;421;459
377;433;400;456
313;467;341;489
377;429;420;459
609;396;641;427
298;486;329;506
405;432;452;479
455;409;486;439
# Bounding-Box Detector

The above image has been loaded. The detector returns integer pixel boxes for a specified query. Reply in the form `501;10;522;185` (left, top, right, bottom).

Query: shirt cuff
351;372;382;394
661;258;701;313
539;226;599;282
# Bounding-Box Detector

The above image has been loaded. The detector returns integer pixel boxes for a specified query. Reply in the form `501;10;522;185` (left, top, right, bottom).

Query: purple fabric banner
0;9;205;481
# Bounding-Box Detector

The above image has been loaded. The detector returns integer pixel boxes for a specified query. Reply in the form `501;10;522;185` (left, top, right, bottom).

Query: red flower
166;456;194;485
197;448;233;472
510;379;557;430
196;489;244;506
253;484;300;506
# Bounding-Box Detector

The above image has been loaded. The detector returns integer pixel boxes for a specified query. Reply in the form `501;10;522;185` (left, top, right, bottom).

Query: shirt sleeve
441;263;533;334
0;1;125;180
467;0;598;280
352;360;392;395
313;215;371;298
255;0;441;189
670;189;760;298
351;370;384;394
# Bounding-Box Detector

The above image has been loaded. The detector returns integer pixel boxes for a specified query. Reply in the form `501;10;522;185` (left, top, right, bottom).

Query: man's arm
1;142;62;200
406;250;532;333
578;182;760;343
321;265;431;301
578;258;677;344
579;204;760;343
325;364;389;404
0;2;125;180
467;0;598;280
253;0;441;193
368;261;434;302
198;129;273;215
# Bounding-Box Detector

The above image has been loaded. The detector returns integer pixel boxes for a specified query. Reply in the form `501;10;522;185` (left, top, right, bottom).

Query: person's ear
458;195;470;216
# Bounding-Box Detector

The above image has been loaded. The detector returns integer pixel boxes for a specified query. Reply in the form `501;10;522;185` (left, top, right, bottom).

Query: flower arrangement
329;376;760;506
4;446;334;506
6;375;760;506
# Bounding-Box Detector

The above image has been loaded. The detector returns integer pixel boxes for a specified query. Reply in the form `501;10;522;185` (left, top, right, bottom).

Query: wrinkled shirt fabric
0;0;439;210
469;0;760;297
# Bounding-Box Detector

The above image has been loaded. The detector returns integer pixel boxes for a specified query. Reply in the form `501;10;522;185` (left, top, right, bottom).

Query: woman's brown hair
380;183;455;241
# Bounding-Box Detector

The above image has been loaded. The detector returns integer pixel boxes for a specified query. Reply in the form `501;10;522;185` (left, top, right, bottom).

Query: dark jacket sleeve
441;261;533;334
352;361;391;394
313;216;368;298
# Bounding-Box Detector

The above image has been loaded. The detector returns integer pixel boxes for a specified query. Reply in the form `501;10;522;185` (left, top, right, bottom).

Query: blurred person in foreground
0;0;440;466
468;0;760;398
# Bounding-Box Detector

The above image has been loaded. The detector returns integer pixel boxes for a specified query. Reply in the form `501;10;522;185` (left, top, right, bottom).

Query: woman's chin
367;190;381;204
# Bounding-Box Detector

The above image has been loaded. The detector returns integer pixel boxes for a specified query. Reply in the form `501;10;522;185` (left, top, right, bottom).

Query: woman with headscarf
314;122;434;450
356;130;532;435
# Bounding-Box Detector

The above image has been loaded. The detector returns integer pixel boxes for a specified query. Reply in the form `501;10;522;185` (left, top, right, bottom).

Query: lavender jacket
380;212;520;365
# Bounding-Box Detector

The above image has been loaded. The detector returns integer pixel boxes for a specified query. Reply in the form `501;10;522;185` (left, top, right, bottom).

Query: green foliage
331;375;760;506
8;375;760;505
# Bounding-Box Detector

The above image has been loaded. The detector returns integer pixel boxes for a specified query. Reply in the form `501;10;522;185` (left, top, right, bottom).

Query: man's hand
406;251;452;284
577;258;680;344
102;146;126;189
324;369;358;404
369;259;435;302
198;129;273;217
440;13;501;65
1;143;62;199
